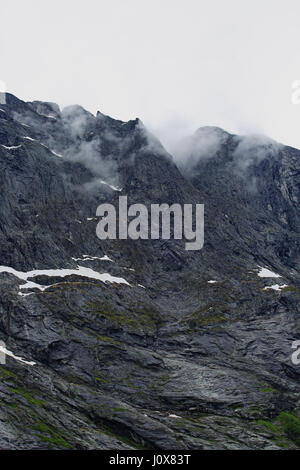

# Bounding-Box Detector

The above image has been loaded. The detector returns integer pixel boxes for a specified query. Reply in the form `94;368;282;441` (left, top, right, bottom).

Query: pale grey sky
1;0;300;150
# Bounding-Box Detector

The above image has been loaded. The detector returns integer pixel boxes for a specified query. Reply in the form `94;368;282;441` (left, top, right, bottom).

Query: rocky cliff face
0;94;300;449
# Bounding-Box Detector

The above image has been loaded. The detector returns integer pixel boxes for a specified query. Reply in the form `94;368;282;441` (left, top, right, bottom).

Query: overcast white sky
1;0;300;150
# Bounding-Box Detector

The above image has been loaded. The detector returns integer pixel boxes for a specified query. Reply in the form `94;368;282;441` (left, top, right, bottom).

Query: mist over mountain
0;94;300;449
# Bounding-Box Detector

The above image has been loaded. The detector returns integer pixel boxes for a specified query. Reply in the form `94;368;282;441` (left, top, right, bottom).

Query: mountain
0;94;300;449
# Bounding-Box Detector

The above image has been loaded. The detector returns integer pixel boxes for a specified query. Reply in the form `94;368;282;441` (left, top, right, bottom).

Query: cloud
171;126;230;172
13;103;121;190
232;133;282;172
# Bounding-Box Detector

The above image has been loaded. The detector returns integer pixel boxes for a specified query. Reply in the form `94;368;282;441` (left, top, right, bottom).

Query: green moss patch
258;387;278;393
87;300;160;333
8;387;45;407
256;411;300;448
32;422;72;449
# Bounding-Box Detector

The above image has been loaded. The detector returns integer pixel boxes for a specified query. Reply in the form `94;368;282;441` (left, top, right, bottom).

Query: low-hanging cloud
171;126;230;172
232;134;282;172
13;102;122;191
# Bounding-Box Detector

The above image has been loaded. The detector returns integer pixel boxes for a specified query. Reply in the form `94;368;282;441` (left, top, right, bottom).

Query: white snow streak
0;265;130;292
22;136;62;157
264;284;288;291
1;144;22;150
72;255;114;262
0;345;36;366
257;266;281;278
50;150;63;158
99;180;122;191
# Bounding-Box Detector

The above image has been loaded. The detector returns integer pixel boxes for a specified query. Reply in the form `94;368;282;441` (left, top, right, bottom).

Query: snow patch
99;255;114;262
208;280;217;284
18;292;34;297
1;144;22;150
0;345;36;366
0;264;130;292
50;150;63;158
168;414;182;419
257;266;281;278
39;113;57;120
23;137;62;157
34;109;57;120
72;255;113;262
99;180;122;192
264;284;288;292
